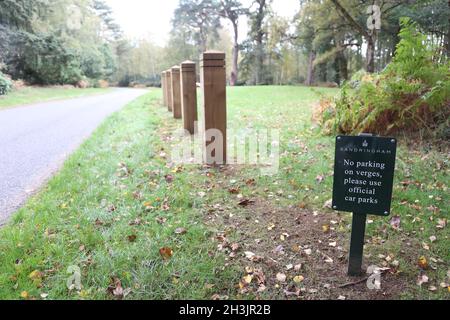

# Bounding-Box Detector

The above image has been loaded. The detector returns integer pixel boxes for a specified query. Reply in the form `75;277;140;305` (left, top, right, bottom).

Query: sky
105;0;300;46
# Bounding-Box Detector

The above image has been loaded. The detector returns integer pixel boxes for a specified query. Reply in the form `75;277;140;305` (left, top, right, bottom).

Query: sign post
332;134;397;276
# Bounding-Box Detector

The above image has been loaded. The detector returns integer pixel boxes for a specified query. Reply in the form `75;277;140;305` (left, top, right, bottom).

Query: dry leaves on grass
175;227;187;235
127;235;137;243
107;277;130;299
418;256;429;270
238;199;256;207
159;247;173;260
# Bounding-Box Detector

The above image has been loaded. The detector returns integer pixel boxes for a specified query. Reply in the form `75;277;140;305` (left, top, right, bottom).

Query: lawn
0;87;112;109
0;86;447;300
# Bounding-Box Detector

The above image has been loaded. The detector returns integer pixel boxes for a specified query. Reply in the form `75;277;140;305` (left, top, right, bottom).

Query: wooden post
161;72;166;106
200;51;227;165
166;70;173;112
180;61;198;135
171;66;182;119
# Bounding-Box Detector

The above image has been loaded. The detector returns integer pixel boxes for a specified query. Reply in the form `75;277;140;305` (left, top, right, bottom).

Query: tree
173;0;221;54
330;0;405;73
219;0;248;86
93;0;123;41
251;0;269;84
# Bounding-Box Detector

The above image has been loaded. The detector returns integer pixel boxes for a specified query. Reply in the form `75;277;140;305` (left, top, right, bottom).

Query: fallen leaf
238;199;255;207
323;199;332;209
436;219;447;229
175;228;187;235
273;245;285;255
284;286;301;297
244;251;256;260
20;291;29;299
242;275;253;284
418;256;429;270
127;235;137;242
108;277;124;299
159;247;173;260
29;270;43;287
276;273;287;283
322;225;330;233
165;175;174;183
129;218;142;226
417;274;429;286
324;257;334;264
304;249;312;256
228;187;240;194
231;243;240;252
156;216;167;225
293;275;304;283
390;216;401;229
338;295;346;300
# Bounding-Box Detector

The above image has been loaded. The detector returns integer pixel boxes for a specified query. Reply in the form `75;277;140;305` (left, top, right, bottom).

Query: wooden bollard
200;51;227;165
161;72;166;106
171;66;182;119
180;61;198;135
166;70;173;112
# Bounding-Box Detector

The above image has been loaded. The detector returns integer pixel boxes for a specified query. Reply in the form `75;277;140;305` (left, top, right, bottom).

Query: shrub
23;34;83;85
0;72;12;95
316;18;450;138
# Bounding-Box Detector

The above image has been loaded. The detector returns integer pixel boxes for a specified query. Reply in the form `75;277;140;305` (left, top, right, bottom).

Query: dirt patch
205;192;410;300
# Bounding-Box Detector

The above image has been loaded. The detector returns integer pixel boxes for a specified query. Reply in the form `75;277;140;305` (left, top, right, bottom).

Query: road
0;88;148;225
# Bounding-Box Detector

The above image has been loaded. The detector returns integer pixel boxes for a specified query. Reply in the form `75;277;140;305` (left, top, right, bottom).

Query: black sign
332;135;397;216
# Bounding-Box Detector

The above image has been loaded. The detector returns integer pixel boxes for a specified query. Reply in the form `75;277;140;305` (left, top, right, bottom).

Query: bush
316;18;450;138
0;72;12;95
23;34;83;85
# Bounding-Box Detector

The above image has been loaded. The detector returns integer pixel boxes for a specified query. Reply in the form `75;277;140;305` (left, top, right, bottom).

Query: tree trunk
335;51;348;85
446;0;450;57
254;0;266;85
366;35;375;73
306;51;316;86
230;21;239;86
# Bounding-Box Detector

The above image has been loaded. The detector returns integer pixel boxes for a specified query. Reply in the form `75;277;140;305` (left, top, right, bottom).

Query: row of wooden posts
160;51;227;165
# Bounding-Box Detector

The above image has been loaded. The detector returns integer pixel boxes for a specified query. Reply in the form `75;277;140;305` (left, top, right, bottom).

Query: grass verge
0;86;448;300
0;87;112;109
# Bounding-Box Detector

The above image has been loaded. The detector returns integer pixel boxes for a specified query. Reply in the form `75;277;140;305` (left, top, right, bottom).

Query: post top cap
181;60;196;65
201;51;225;61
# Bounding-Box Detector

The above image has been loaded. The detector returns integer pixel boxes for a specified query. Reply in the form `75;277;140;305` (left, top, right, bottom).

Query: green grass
0;87;112;109
0;86;447;300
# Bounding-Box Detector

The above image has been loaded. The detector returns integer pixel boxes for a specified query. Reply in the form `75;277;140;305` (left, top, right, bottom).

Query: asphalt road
0;88;148;225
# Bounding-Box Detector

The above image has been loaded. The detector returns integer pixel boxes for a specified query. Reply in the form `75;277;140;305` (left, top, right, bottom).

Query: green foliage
0;0;120;85
318;18;450;138
23;34;82;85
0;71;12;95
